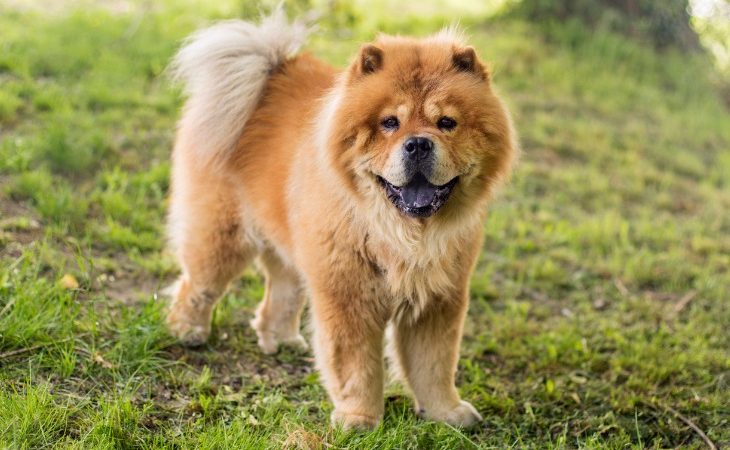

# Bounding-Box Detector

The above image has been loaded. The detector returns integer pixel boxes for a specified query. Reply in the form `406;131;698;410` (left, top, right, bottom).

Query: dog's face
326;32;516;220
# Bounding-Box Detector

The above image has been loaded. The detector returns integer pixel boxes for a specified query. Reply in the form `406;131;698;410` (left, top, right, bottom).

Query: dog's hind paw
167;308;211;347
331;411;381;431
250;316;308;354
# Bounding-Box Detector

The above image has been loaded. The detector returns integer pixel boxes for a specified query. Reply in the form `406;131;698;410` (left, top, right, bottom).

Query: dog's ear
453;46;488;80
358;44;384;75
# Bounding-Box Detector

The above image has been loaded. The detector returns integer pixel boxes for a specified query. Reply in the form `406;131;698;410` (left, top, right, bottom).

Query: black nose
403;136;434;161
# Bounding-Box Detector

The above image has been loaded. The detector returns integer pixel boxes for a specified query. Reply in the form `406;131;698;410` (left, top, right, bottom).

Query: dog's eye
437;116;457;131
381;116;400;131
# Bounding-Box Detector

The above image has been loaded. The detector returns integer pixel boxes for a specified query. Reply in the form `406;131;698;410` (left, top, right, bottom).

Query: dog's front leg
309;283;389;430
392;291;482;427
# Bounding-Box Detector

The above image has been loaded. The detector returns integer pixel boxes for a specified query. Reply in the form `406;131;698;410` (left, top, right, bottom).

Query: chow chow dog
165;9;517;429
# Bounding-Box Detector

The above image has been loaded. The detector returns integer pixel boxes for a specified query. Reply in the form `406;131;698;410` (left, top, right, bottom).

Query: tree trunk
515;0;701;51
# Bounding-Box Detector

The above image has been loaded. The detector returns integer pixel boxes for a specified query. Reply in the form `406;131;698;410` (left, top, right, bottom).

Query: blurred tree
513;0;701;50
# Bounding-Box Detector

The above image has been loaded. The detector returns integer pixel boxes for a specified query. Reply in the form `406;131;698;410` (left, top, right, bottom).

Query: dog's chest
366;240;461;315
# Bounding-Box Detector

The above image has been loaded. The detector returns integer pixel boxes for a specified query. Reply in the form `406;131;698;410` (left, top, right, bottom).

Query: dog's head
322;30;516;221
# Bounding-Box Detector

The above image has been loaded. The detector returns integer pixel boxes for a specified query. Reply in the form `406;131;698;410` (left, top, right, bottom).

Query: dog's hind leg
166;223;254;346
250;249;308;354
166;151;255;346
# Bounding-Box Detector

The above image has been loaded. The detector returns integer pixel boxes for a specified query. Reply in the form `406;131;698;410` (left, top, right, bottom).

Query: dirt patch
0;196;44;257
93;263;169;305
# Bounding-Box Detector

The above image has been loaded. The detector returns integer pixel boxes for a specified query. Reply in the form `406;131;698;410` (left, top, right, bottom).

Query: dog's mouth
376;173;459;218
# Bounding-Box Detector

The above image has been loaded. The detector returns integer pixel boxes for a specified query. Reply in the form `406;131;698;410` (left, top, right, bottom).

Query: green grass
1;1;729;448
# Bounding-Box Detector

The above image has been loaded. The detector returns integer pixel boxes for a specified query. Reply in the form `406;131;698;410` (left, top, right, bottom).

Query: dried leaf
92;352;113;369
59;274;79;290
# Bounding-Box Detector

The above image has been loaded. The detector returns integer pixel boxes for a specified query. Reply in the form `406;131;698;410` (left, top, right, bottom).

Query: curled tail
170;8;309;160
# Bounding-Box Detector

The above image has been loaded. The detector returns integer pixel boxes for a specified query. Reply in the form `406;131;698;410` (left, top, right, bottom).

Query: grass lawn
1;1;728;448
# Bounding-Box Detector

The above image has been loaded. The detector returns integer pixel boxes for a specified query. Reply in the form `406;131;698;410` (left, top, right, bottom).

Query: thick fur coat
165;10;517;429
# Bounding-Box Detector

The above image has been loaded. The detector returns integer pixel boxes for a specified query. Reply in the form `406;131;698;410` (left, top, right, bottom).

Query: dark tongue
401;173;437;209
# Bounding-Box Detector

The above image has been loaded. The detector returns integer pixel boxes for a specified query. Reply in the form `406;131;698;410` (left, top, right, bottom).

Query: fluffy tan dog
166;10;517;429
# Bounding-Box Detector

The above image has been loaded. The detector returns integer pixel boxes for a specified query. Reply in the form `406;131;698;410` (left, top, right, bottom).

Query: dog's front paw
421;400;483;427
331;410;380;430
167;308;211;347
